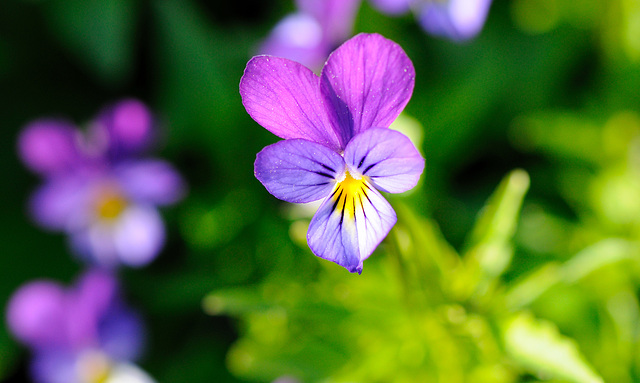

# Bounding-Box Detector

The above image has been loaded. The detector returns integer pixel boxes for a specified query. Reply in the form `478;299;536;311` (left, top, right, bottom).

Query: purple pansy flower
241;33;425;274
18;99;185;268
258;0;361;70
6;270;155;383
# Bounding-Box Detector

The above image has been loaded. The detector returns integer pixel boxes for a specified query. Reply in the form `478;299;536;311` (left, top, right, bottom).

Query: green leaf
464;169;530;279
46;0;138;85
502;312;604;383
505;238;639;309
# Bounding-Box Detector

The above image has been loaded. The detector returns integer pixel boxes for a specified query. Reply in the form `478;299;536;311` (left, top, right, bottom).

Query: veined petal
240;56;341;150
255;139;345;204
320;33;415;144
344;128;424;193
307;176;396;273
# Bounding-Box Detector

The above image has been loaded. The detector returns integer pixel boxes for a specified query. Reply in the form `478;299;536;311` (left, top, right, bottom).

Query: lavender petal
307;178;396;274
112;205;165;267
417;0;493;41
255;139;345;204
115;160;186;206
344;128;424;193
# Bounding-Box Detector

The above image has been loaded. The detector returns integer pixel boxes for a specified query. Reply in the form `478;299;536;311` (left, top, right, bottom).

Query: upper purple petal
66;270;118;349
95;99;155;157
114;160;186;206
320;33;415;145
18;120;81;175
240;56;342;151
296;0;362;45
417;0;493;41
344;128;424;193
255;139;345;204
6;281;68;350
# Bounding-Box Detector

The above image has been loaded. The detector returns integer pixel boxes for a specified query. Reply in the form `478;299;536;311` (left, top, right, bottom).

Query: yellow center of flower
95;189;128;220
76;350;112;383
332;171;369;220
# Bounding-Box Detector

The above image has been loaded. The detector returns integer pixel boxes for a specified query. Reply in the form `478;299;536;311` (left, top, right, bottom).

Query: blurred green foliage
2;0;640;382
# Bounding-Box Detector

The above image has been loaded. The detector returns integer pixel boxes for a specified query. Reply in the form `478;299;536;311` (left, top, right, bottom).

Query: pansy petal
320;33;415;144
99;307;144;361
29;176;91;231
67;270;118;349
18;119;81;175
31;351;79;383
255;139;345;204
296;0;361;44
307;179;396;273
6;281;68;350
96;99;155;156
344;128;424;193
115;160;186;205
368;0;411;15
417;0;493;41
106;363;157;383
113;205;165;267
240;56;341;150
258;13;327;70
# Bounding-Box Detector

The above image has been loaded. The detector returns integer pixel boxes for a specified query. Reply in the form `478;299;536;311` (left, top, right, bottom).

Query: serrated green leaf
503;312;604;383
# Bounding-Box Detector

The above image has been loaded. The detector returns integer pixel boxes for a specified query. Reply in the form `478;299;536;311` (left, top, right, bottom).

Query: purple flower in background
414;0;494;41
259;0;493;67
258;0;361;70
18;99;185;268
241;33;424;274
6;270;155;383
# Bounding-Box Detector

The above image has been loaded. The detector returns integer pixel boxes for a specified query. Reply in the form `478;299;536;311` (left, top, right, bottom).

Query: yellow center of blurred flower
76;350;112;383
95;189;128;220
333;171;369;220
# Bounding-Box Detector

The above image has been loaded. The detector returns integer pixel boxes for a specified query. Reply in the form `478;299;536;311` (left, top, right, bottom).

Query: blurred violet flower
6;270;155;383
18;99;185;268
413;0;494;41
259;0;492;69
258;0;361;70
241;33;424;274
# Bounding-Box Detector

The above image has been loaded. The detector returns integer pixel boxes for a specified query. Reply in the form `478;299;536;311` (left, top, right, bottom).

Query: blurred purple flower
258;0;492;68
18;99;185;268
6;270;154;383
241;33;424;274
414;0;494;41
258;0;361;70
